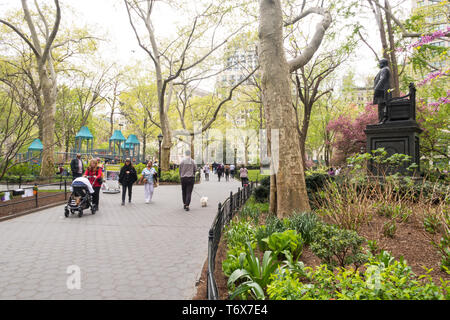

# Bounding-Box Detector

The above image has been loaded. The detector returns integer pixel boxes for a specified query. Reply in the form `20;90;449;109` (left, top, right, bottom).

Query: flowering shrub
327;103;377;164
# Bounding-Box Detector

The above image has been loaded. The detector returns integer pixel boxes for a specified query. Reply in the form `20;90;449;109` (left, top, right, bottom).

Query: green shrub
267;251;449;300
253;185;269;203
262;230;304;261
310;223;368;269
160;169;181;183
283;212;320;245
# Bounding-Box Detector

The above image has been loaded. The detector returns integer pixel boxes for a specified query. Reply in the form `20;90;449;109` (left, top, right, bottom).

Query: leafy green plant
424;212;442;234
255;216;287;251
227;242;279;300
431;209;450;271
383;220;397;238
282;212;320;245
310;223;368;269
367;240;380;256
224;220;256;248
267;250;450;300
222;246;248;277
262;230;304;261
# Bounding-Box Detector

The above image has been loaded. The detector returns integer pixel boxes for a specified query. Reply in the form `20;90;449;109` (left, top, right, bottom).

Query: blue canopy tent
75;126;94;155
125;134;140;162
109;130;126;160
27;138;43;164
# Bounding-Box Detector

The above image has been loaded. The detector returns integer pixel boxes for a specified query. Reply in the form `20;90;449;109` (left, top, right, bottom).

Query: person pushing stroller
65;176;96;218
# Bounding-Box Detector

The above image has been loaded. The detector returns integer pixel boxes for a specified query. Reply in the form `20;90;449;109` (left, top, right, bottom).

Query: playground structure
17;138;43;164
15;128;144;167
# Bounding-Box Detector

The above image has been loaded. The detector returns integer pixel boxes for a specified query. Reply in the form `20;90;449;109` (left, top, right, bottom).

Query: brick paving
0;177;242;299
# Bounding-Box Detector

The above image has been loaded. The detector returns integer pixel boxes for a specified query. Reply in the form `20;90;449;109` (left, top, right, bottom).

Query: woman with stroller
138;161;158;204
119;158;138;206
83;159;103;211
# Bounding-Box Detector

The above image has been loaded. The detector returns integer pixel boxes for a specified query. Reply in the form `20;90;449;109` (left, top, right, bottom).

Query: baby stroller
64;177;97;218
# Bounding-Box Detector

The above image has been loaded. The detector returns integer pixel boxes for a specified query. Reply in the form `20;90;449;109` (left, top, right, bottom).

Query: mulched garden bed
0;192;68;218
193;209;450;300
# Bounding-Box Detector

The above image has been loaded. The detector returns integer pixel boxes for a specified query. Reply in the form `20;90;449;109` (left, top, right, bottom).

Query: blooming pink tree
327;104;378;164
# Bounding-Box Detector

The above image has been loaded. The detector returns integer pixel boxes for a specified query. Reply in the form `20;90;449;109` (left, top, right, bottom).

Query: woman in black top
119;158;138;205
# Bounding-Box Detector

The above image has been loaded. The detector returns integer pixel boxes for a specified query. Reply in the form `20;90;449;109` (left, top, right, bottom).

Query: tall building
219;46;258;88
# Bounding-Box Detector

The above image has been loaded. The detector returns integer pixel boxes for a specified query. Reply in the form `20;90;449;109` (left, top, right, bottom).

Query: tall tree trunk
259;0;311;217
39;68;56;177
385;0;400;97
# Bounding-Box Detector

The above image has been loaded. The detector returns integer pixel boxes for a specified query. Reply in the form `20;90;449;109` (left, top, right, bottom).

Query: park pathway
0;176;241;299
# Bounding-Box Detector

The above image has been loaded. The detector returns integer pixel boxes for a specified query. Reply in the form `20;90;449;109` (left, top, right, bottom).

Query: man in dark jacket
119;158;138;205
373;58;391;123
70;154;84;180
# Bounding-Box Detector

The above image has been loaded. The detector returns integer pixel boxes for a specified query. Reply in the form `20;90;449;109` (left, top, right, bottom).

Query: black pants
122;183;133;202
241;177;249;187
181;177;195;206
205;173;209;181
92;187;101;208
225;171;230;181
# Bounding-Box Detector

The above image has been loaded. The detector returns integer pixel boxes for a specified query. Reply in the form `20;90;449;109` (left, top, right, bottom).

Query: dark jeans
241;177;249;187
218;173;222;181
92;187;101;208
205;173;209;181
122;183;133;202
181;177;195;206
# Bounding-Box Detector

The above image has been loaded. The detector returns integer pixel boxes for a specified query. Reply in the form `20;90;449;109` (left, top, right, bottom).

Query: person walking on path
84;159;103;211
138;161;158;204
216;163;224;182
203;163;210;181
179;150;197;211
70;153;84;180
119;158;138;206
239;165;249;187
224;164;230;182
230;164;235;179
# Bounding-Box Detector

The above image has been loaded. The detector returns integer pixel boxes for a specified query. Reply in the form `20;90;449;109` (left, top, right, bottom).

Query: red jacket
84;168;103;188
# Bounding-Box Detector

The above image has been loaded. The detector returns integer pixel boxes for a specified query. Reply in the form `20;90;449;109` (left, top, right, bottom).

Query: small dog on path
200;196;208;207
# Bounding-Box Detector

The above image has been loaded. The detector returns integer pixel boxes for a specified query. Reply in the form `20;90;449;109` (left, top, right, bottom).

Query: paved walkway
0;177;242;299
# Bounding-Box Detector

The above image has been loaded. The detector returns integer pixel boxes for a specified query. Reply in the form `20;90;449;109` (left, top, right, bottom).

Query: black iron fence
0;176;71;218
207;181;256;300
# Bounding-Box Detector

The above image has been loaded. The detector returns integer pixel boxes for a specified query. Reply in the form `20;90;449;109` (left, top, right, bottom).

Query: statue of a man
373;58;391;123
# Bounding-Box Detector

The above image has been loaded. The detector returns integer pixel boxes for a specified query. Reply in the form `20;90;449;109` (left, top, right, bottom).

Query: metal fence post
230;191;233;214
64;179;67;200
237;187;241;209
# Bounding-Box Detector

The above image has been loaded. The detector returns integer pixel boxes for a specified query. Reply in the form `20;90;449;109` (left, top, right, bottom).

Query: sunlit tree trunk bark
259;0;311;217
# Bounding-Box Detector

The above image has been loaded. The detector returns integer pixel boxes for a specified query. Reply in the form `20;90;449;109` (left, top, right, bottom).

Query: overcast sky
0;0;413;88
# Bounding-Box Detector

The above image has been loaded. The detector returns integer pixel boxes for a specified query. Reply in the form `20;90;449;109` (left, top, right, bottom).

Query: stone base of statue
364;83;422;176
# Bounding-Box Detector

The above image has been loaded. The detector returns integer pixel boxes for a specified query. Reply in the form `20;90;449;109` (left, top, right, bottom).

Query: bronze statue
373;58;391;123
